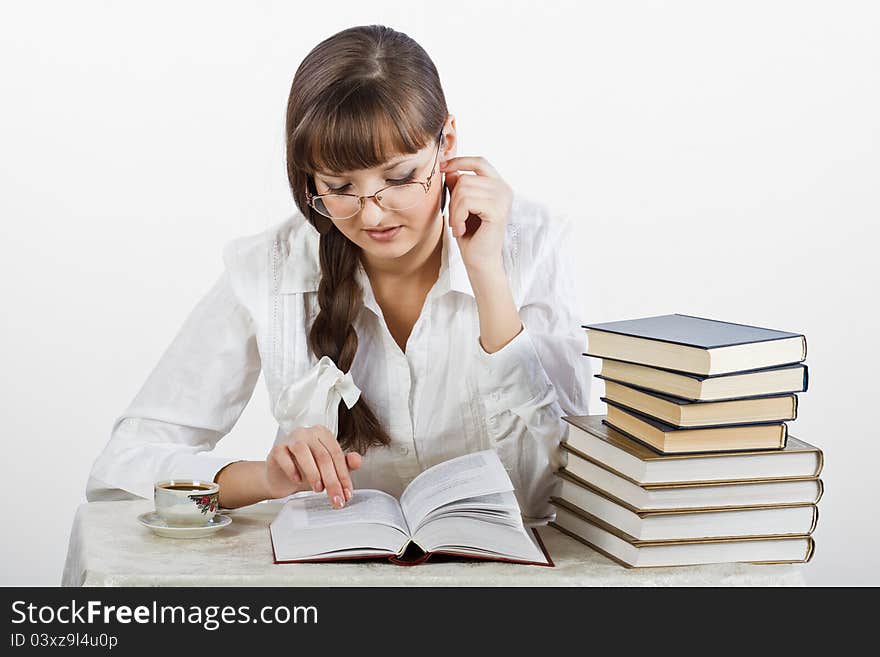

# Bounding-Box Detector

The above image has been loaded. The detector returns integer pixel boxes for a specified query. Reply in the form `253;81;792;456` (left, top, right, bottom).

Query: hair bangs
292;83;432;176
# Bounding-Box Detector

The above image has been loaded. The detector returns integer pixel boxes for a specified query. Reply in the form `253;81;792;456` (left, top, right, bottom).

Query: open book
269;450;553;566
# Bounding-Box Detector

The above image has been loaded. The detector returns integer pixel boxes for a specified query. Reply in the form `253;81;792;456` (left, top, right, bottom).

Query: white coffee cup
154;479;220;526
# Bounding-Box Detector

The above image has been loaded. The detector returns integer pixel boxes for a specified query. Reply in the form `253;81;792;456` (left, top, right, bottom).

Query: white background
1;1;877;586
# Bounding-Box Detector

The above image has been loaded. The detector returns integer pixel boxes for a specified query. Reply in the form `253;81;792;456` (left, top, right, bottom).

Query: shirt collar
444;220;475;298
279;216;474;303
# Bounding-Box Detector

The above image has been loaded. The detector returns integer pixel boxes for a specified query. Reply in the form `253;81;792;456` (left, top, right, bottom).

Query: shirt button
396;446;410;456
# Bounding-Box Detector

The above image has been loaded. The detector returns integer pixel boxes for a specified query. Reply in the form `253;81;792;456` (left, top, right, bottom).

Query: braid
308;226;393;454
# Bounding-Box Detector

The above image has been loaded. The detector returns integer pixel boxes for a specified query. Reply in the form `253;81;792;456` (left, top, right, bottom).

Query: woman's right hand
263;425;363;509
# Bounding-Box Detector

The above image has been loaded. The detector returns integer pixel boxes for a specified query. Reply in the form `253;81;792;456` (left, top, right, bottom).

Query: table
62;500;807;586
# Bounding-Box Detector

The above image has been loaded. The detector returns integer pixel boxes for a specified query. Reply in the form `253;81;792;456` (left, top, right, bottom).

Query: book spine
808;505;819;535
804;536;816;562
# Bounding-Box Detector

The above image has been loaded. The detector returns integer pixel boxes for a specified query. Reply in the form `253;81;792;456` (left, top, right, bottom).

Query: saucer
137;511;231;539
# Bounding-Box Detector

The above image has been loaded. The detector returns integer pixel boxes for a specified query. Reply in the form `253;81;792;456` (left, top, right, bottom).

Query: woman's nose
359;196;386;226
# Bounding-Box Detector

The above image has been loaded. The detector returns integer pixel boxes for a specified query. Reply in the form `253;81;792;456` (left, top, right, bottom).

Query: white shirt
86;192;591;522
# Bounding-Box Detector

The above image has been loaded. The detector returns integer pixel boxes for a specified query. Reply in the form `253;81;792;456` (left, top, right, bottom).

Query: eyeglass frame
305;128;445;221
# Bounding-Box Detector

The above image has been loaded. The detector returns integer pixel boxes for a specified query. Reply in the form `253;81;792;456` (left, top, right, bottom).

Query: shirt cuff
475;324;553;417
87;453;243;502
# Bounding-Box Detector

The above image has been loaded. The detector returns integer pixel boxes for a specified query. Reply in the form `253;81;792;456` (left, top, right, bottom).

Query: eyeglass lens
313;182;426;219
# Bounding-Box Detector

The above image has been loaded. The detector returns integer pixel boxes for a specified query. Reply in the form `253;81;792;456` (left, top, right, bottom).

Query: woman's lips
364;226;402;242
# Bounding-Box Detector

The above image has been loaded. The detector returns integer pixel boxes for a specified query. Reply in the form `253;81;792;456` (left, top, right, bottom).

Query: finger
444;169;460;194
311;437;345;509
290;441;322;493
316;427;354;502
440;156;500;179
444;170;489;195
273;445;302;486
449;189;494;237
346;451;363;471
446;172;494;191
448;185;474;236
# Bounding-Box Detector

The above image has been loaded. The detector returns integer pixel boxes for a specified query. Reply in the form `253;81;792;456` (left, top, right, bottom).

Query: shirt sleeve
85;250;262;501
473;211;591;524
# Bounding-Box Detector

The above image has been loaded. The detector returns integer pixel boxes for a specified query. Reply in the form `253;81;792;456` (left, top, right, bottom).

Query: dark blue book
583;314;807;376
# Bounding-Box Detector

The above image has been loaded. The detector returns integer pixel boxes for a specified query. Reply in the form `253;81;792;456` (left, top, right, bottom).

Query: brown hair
285;25;449;454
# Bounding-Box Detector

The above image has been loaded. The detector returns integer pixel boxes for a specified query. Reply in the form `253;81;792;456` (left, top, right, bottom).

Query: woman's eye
326;169;416;193
389;170;417;184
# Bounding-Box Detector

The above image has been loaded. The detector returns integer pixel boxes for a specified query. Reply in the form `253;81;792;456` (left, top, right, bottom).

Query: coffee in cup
154;479;220;526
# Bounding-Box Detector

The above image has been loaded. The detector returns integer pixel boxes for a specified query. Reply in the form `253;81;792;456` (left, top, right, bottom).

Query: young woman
86;25;590;523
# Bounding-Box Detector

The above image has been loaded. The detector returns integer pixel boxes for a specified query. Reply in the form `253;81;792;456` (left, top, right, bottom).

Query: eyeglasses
306;129;444;221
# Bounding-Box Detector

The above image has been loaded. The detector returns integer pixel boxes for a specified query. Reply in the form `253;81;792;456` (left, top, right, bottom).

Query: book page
414;516;548;565
400;450;514;530
412;490;523;534
272;489;410;534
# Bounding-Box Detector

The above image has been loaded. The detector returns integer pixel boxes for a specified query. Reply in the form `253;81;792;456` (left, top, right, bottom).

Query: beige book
550;502;814;568
596;358;808;401
604;401;787;453
561;446;823;511
562;415;823;485
552;472;818;541
602;379;797;427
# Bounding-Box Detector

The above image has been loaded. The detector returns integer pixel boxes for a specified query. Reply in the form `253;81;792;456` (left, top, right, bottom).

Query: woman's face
313;122;456;262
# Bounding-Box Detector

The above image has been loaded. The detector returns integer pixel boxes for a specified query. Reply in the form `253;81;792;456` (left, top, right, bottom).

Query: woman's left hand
441;156;513;274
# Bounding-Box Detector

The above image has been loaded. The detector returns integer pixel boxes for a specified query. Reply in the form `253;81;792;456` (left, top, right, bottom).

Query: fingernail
313;482;321;492
344;488;352;501
333;495;343;508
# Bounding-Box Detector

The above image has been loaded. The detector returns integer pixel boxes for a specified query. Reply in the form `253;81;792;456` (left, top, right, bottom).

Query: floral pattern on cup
155;480;220;527
189;492;219;516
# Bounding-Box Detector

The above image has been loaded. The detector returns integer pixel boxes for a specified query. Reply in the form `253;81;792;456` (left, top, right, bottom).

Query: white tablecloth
62;499;807;586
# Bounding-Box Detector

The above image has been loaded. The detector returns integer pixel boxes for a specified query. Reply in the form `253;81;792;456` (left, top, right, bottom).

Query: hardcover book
560;447;823;511
561;415;823;484
602;379;798;428
594;358;809;401
603;399;788;453
584;314;807;376
269;450;552;566
550;502;815;568
551;472;818;541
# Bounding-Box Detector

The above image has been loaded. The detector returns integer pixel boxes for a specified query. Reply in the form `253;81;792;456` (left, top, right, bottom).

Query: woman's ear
441;114;457;165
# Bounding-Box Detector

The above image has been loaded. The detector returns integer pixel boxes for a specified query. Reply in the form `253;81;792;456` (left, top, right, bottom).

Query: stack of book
549;314;823;568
